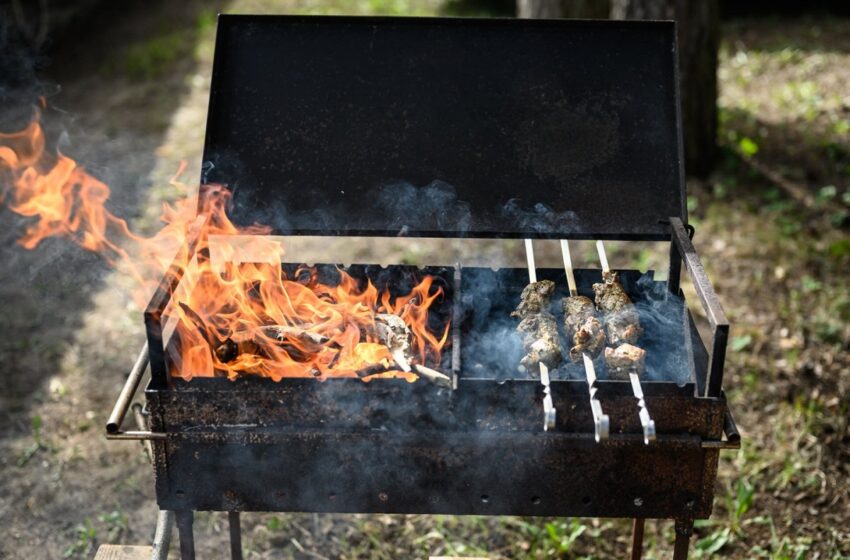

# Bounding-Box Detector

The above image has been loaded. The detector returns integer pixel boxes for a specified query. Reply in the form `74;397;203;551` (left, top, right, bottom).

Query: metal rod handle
582;353;610;441
106;343;149;434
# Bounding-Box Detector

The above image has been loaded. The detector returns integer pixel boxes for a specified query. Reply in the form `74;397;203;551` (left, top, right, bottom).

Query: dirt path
0;4;848;559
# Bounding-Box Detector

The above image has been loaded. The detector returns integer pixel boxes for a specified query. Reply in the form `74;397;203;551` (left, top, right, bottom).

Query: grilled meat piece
593;271;643;346
562;295;594;335
569;316;606;362
511;280;556;318
604;343;646;380
513;280;562;375
562;295;606;361
517;312;562;374
605;307;643;346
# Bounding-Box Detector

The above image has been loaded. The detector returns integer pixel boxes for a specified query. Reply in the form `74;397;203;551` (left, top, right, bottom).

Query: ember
0;113;450;383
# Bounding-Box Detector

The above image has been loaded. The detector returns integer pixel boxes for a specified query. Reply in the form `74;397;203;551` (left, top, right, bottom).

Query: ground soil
0;3;848;559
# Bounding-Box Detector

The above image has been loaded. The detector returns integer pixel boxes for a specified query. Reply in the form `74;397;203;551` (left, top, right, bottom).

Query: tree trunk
610;0;719;177
517;0;610;19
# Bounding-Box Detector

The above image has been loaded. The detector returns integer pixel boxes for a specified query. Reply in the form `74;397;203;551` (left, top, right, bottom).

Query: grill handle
670;217;729;398
106;343;150;434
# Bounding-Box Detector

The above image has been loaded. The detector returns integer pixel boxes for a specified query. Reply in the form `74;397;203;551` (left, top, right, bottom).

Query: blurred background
0;0;848;558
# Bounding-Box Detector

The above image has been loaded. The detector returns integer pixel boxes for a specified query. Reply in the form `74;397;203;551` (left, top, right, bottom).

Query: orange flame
0;112;449;382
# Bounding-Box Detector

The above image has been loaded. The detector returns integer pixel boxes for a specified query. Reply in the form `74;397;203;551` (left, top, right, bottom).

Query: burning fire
0;111;450;382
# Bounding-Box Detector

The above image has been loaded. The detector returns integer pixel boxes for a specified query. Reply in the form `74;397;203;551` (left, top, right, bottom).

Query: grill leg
229;511;243;560
673;518;694;560
630;518;645;560
175;510;195;560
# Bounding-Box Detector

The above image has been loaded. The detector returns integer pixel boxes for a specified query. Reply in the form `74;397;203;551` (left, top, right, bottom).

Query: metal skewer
595;240;656;444
561;240;609;441
523;239;557;431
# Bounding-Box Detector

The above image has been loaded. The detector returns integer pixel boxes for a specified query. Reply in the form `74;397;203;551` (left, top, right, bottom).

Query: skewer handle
582;352;610;441
524;239;537;284
629;371;656;444
539;363;556;431
560;240;578;296
596;240;610;273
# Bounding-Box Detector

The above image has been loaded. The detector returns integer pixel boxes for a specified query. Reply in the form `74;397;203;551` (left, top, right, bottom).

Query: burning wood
373;312;452;387
375;313;413;371
511;280;563;375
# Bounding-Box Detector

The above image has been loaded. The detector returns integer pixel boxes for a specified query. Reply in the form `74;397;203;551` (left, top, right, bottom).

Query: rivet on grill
634;497;643;507
328;493;337;501
175;490;184;499
378;492;389;502
480;494;489;504
531;496;541;505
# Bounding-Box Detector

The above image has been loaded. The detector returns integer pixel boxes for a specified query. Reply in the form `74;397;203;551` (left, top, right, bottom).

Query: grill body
146;379;726;519
106;15;740;560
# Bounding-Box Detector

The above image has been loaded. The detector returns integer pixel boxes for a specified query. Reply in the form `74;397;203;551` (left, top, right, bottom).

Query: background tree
518;0;719;177
517;0;609;19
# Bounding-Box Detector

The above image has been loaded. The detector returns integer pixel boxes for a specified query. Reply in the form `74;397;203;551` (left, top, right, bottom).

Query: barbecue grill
105;15;740;560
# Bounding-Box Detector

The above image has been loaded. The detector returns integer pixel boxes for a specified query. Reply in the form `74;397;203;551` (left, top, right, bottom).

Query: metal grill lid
201;15;685;240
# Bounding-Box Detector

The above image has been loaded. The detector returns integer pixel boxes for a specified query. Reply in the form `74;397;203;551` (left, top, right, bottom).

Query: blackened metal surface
148;377;722;436
201;16;685;240
149;429;717;518
671;218;728;397
145;378;726;516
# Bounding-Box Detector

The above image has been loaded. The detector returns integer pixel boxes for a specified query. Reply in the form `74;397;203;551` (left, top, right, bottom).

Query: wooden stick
596;240;610;273
560;240;578;296
524;239;537;284
412;364;452;388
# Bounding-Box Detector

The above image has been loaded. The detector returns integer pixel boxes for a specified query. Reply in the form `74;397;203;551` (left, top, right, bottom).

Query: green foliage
63;519;97;558
739;136;760;158
543;519;587;554
98;510;128;542
123;33;190;79
18;414;48;467
731;334;753;352
695;527;732;556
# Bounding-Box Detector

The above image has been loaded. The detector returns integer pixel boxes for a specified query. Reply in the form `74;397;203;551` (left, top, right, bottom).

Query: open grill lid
201;15;685;240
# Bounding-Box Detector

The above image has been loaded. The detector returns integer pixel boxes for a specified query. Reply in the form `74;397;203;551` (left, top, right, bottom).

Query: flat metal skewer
595;240;656;444
561;240;609;442
524;239;557;431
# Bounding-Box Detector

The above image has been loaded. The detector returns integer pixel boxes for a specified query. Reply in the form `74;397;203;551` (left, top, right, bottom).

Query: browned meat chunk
562;295;606;362
593;271;643;346
513;280;562;375
512;280;556;318
562;295;594;336
604;343;646;380
517;312;562;374
569;316;606;362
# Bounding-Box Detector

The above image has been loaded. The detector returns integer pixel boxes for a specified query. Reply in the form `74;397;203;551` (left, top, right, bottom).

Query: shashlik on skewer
559;239;610;441
517;239;557;431
594;240;655;443
511;279;563;376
